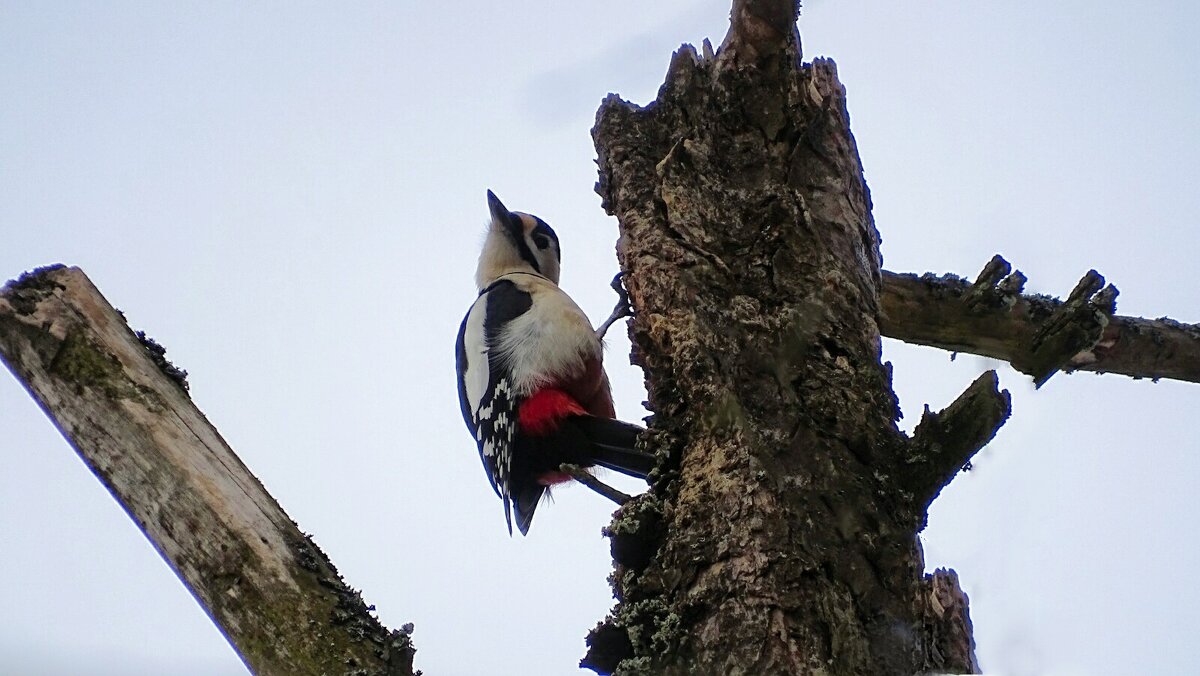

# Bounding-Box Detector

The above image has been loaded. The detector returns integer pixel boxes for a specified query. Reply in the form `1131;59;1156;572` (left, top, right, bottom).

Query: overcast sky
2;2;1198;674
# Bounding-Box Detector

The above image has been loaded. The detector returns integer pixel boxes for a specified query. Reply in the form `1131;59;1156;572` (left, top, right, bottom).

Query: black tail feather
508;415;653;534
572;416;654;478
511;485;545;536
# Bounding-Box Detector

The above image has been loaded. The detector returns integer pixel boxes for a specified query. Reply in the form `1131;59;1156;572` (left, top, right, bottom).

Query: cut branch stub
0;265;416;676
964;254;1020;311
972;254;1011;290
996;269;1028;297
1025;269;1118;386
904;370;1012;514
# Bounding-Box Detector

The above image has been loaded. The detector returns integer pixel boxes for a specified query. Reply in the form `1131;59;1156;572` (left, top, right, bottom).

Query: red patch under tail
519;388;586;436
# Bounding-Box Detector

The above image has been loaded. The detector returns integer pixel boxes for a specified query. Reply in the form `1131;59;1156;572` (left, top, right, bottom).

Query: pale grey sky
2;2;1198;674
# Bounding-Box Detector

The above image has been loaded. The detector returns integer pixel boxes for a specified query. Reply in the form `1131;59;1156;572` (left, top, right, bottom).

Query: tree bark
880;258;1200;386
584;3;1005;673
0;266;416;676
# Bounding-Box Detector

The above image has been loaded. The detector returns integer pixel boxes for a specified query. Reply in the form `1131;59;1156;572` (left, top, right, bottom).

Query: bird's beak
487;189;510;230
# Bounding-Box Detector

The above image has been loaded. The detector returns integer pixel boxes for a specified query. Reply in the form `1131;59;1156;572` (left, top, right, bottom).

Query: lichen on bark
49;328;132;398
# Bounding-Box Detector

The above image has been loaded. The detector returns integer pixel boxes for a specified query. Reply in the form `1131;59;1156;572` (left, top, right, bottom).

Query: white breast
494;276;600;397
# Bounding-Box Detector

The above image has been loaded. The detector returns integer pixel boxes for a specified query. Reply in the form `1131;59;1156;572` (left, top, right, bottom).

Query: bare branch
560;464;633;505
881;259;1200;385
903;371;1012;510
0;265;416;676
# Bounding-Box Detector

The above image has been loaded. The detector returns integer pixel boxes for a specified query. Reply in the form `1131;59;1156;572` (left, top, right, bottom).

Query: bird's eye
533;235;551;250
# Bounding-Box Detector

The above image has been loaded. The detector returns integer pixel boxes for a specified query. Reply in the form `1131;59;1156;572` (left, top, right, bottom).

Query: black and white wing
455;278;532;534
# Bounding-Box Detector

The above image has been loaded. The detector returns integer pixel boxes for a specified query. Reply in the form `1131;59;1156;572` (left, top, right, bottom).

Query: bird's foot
595;272;633;341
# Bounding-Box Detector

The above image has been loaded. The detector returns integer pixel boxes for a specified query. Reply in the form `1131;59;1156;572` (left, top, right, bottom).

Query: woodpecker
456;190;651;535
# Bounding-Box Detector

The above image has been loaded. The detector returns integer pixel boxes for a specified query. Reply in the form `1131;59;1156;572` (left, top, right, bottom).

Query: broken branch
902;370;1012;511
881;258;1200;385
0;265;415;676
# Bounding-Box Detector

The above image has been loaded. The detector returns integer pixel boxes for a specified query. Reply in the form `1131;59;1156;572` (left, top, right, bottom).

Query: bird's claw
596;272;634;341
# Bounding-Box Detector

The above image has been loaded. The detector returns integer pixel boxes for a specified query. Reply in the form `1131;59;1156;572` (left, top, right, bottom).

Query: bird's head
475;190;562;288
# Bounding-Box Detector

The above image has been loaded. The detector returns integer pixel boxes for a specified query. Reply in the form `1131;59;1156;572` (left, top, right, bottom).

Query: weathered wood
0;265;415;676
880;261;1200;385
587;6;991;670
904;371;1011;512
922;567;979;673
718;0;801;65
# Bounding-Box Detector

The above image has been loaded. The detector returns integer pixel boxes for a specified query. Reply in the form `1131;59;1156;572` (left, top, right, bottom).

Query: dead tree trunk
0;266;416;676
583;2;1007;673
